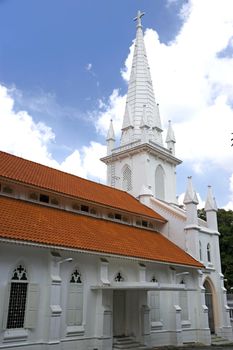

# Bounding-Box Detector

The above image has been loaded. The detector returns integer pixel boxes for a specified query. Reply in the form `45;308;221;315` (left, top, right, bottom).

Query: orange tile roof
0;151;165;222
0;196;202;268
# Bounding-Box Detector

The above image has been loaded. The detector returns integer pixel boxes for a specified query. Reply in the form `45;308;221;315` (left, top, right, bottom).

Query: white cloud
86;63;92;71
0;84;56;166
224;174;233;210
94;0;233;208
0;84;106;183
60;142;106;182
95;89;126;137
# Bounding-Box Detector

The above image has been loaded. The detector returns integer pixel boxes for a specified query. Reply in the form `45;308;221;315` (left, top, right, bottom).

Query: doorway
204;280;215;334
113;290;126;336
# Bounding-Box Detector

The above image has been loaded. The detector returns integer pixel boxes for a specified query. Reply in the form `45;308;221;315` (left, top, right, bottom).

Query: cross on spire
134;10;145;27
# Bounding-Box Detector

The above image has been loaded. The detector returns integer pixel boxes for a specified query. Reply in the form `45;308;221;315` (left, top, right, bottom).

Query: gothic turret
166;120;176;155
183;176;199;226
183;176;199;260
205;186;218;231
106;119;115;155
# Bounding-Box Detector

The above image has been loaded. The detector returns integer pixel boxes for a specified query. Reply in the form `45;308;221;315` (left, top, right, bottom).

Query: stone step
113;336;146;350
211;335;233;346
113;342;141;349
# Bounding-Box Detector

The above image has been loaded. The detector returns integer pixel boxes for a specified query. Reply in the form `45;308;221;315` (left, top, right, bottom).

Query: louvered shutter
24;283;40;328
67;284;83;326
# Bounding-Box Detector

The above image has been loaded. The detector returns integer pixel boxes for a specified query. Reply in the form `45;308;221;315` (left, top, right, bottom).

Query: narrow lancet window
122;165;132;191
7;265;28;329
155;165;165;200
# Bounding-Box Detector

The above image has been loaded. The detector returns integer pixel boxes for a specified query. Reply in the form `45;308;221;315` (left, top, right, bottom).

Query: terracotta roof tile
0;151;165;222
0;196;202;268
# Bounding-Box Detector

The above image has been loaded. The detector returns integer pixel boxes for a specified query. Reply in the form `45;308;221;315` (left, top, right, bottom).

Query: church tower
101;11;181;203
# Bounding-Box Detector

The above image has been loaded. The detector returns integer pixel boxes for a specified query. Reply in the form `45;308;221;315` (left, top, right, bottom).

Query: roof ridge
0;150;134;196
0;150;166;221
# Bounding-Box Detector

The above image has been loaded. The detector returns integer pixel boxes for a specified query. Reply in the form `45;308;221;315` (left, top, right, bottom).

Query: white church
0;11;232;350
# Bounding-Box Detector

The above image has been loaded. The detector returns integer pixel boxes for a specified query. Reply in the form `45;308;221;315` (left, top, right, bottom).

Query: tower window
122;165;132;191
155;165;165;200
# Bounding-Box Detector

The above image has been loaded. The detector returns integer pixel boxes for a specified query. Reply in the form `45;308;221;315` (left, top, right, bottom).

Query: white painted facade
0;240;214;350
101;9;233;348
0;10;232;350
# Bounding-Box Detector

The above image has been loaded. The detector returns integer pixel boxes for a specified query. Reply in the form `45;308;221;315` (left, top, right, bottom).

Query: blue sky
0;0;233;209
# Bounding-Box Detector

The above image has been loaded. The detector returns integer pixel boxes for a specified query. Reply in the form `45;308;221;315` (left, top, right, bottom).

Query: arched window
67;268;83;326
155;165;165;200
207;243;211;262
122;165;132;191
4;264;39;330
199;240;202;261
6;265;28;329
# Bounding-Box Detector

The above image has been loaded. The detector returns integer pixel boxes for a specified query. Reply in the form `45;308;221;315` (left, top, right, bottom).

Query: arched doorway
204;280;215;333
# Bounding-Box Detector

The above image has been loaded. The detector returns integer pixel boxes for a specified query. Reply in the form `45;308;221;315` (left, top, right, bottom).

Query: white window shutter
2;283;11;330
75;287;83;326
67;284;83;326
24;283;40;328
149;291;160;323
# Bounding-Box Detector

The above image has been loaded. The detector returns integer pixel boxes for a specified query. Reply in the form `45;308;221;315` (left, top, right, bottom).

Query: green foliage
217;209;233;292
197;208;206;221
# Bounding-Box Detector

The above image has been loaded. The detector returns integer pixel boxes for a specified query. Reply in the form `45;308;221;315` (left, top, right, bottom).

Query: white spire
205;186;218;212
166;120;176;155
106;119;115;141
183;176;199;205
106;119;116;156
121;11;163;145
166;120;176;143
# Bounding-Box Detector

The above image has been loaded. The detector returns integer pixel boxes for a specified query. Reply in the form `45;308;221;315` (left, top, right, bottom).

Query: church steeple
121;11;163;146
101;12;182;203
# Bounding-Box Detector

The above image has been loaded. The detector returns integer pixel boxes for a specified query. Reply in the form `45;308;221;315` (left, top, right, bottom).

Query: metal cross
134;10;145;27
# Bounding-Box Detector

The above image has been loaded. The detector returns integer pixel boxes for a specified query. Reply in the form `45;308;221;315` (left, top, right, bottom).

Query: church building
0;11;232;350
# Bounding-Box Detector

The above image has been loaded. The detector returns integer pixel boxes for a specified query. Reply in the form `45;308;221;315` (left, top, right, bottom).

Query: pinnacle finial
205;185;218;212
134;10;145;28
106;119;115;141
183;176;199;205
166;120;176;143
